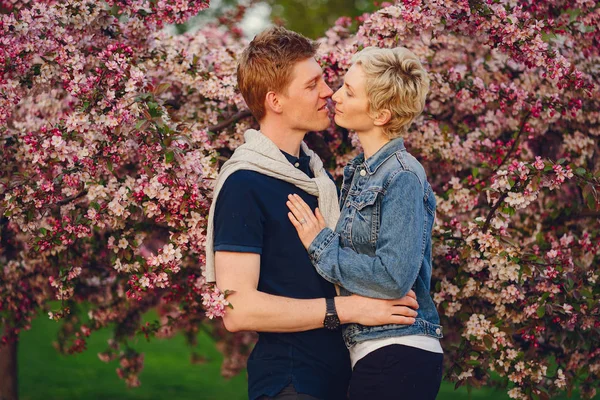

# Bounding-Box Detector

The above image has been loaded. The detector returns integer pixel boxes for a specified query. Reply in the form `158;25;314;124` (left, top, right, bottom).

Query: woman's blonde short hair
352;46;430;139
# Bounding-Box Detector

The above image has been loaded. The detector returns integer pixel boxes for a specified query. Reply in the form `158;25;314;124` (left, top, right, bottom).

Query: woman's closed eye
343;83;354;97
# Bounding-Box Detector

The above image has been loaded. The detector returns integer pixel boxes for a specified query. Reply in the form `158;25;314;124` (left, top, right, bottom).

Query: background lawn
17;312;581;400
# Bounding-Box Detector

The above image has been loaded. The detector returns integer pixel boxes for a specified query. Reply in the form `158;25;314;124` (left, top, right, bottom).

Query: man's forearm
215;251;417;333
223;291;325;332
222;291;364;332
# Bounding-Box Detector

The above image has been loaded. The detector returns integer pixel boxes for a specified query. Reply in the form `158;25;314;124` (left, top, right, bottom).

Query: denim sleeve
307;171;426;299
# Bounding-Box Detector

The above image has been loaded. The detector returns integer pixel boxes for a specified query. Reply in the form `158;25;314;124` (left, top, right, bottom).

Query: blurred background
21;307;522;400
172;0;379;38
16;1;592;399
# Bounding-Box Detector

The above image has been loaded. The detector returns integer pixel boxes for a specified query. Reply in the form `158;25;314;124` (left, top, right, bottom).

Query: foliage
313;2;600;399
0;0;254;384
1;1;599;399
267;0;378;38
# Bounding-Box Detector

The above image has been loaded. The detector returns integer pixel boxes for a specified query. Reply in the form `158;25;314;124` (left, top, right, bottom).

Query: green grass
19;313;247;400
17;312;580;400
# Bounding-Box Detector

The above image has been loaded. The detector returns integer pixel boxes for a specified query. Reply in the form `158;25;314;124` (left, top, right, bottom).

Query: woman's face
332;64;374;133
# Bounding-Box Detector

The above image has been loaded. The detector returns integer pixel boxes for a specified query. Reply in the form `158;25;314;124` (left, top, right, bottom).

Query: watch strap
326;297;337;315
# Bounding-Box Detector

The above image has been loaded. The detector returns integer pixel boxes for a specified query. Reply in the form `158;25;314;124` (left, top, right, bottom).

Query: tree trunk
0;336;18;400
0;219;19;400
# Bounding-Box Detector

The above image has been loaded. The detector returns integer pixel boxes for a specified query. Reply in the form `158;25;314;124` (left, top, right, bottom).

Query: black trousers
257;384;321;400
348;344;443;400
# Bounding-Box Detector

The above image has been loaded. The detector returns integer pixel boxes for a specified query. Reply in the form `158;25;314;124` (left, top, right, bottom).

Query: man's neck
259;120;306;158
357;128;390;160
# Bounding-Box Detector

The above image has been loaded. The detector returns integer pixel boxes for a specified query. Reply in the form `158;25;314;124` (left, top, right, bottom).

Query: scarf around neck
204;129;340;282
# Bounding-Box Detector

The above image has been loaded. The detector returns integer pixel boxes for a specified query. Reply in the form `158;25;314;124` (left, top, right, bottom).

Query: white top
349;335;443;369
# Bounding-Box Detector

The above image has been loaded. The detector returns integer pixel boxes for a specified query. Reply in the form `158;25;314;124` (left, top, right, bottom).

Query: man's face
278;57;333;133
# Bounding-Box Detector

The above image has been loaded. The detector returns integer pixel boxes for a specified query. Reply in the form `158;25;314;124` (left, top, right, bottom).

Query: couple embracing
205;26;443;400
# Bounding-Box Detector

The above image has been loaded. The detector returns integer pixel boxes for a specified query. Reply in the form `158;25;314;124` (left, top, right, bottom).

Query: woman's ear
373;109;392;126
265;91;283;114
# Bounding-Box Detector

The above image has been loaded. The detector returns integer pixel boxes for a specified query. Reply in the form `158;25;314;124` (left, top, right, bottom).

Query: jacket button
435;328;441;335
360;170;366;176
294;162;300;167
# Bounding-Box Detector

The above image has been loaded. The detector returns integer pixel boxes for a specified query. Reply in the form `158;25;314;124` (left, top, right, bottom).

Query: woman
286;46;443;399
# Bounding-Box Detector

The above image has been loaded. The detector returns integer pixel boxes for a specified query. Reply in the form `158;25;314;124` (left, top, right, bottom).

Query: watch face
324;314;340;330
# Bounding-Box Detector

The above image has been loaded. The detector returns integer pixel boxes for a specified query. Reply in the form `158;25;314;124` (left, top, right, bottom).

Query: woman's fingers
287;212;302;231
286;198;308;225
293;194;317;222
287;195;314;225
315;208;326;228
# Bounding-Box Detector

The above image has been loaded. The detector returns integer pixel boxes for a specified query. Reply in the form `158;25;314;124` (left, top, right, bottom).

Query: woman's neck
358;128;390;160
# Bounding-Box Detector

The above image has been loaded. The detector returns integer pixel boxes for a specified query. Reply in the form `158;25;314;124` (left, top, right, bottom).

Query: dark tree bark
0;336;18;400
0;217;18;400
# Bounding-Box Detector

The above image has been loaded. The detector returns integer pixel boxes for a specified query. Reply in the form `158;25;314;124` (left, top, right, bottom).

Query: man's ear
265;91;283;114
373;109;392;126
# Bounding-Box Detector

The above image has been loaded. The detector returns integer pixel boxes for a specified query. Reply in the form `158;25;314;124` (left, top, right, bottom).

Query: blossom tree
313;2;600;399
0;0;257;397
1;1;599;400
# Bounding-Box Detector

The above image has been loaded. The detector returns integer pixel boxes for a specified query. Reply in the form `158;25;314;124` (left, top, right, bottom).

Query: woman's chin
333;114;349;129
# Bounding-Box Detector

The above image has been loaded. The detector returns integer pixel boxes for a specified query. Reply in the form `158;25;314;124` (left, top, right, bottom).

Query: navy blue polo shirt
213;150;350;400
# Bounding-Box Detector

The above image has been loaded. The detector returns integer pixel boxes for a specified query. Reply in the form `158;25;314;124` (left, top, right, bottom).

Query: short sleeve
213;171;264;254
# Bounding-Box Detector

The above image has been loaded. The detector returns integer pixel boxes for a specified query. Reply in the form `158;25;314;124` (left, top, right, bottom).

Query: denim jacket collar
349;138;406;176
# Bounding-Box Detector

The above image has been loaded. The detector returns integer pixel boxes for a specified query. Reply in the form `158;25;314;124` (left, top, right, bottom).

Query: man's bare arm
215;251;419;333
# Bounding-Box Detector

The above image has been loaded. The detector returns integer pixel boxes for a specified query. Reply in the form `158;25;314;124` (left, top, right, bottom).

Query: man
206;27;418;400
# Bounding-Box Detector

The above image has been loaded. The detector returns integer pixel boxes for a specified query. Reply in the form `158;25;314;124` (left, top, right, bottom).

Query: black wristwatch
323;298;340;330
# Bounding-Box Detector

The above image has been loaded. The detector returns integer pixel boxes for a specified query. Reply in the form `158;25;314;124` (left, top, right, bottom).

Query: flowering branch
1;1;598;398
481;191;509;234
207;110;253;133
495;112;531;172
55;190;88;206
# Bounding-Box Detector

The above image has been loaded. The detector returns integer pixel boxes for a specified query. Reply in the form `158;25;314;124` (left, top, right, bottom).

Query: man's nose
321;82;334;98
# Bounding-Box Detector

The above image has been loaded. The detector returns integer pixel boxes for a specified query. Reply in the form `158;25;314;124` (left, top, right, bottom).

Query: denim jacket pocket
349;190;380;250
351;190;378;209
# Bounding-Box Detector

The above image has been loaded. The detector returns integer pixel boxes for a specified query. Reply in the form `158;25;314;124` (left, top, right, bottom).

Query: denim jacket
308;138;443;348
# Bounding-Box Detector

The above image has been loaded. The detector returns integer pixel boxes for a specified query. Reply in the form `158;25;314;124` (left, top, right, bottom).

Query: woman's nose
332;88;342;103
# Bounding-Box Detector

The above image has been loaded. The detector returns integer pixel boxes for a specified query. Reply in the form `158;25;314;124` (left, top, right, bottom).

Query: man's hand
337;290;419;326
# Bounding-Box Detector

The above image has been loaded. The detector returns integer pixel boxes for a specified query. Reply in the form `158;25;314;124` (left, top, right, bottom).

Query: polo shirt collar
281;148;309;164
281;149;312;176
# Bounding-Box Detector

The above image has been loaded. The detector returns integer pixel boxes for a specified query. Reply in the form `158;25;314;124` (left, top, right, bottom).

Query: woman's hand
287;194;326;250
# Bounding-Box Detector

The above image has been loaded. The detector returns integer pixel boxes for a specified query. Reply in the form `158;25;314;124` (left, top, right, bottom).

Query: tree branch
482;192;508;234
207;110;253;133
55;190;88;206
480;113;533;234
495;112;531;172
434;235;466;242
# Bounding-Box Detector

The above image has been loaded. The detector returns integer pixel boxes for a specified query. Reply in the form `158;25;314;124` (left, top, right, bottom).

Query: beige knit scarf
204;129;340;282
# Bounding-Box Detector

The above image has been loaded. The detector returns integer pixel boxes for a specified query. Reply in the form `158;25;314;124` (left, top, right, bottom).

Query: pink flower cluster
313;2;599;398
1;0;599;397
